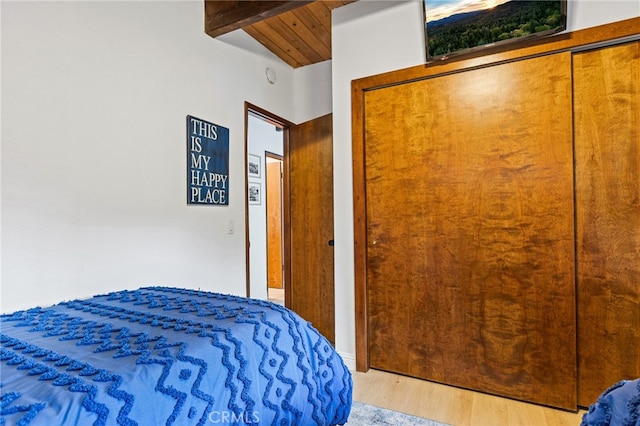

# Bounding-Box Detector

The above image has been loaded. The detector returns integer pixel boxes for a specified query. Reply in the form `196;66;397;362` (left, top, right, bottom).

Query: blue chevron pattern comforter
0;287;352;425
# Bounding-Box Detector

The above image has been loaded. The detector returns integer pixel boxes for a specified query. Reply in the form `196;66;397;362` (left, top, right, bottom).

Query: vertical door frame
244;102;294;305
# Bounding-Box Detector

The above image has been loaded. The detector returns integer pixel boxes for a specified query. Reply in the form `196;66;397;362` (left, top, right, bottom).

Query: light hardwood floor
268;288;284;305
352;369;587;426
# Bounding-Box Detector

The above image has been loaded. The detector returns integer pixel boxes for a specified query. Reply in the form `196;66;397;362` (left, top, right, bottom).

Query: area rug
346;401;450;426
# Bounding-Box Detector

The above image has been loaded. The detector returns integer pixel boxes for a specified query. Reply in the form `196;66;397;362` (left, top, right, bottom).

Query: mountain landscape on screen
424;0;565;59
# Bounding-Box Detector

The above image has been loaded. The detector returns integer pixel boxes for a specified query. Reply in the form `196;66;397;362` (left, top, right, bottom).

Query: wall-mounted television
424;0;567;61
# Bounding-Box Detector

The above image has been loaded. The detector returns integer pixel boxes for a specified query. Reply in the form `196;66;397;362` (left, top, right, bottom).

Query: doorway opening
246;105;336;343
245;104;291;306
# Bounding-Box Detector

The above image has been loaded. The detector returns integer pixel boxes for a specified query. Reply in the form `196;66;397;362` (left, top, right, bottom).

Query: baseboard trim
338;351;356;371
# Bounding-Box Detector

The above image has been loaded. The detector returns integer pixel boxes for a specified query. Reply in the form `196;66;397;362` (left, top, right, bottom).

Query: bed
0;286;352;425
581;378;640;426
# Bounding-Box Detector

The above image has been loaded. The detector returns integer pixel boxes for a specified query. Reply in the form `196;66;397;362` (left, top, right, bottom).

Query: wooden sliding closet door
574;41;640;407
364;53;576;409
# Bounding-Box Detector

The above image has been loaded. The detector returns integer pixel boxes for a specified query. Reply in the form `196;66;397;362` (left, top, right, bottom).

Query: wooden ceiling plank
304;1;333;34
205;0;359;67
204;0;312;38
246;21;309;67
266;15;325;64
281;9;332;58
291;7;332;53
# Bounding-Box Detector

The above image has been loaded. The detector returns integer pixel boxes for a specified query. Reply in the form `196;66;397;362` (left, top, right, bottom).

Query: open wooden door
266;155;284;290
287;113;335;344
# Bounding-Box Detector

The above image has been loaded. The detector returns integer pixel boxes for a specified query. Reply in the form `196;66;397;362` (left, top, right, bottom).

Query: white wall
294;60;333;123
331;0;639;364
0;0;302;312
568;0;640;31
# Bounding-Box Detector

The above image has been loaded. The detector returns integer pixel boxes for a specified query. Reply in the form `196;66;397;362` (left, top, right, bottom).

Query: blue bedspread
581;379;640;426
0;287;352;425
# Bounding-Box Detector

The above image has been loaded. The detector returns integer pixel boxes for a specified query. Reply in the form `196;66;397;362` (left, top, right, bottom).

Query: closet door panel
574;41;640;407
364;52;576;409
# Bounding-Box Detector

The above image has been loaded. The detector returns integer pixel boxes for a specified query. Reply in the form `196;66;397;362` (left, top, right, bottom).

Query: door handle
328;239;334;247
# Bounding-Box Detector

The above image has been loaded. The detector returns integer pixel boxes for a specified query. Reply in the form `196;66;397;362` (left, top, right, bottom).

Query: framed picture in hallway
248;154;261;178
248;181;261;205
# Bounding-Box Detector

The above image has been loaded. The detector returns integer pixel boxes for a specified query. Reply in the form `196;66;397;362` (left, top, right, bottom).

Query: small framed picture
248;154;261;178
248;182;261;205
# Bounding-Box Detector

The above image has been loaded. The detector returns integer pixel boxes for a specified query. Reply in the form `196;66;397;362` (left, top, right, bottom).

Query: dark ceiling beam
205;1;313;38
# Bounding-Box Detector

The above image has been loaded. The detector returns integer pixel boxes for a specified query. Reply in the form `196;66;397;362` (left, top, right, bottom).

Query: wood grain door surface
267;158;283;289
574;41;640;406
364;53;577;409
288;113;335;344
